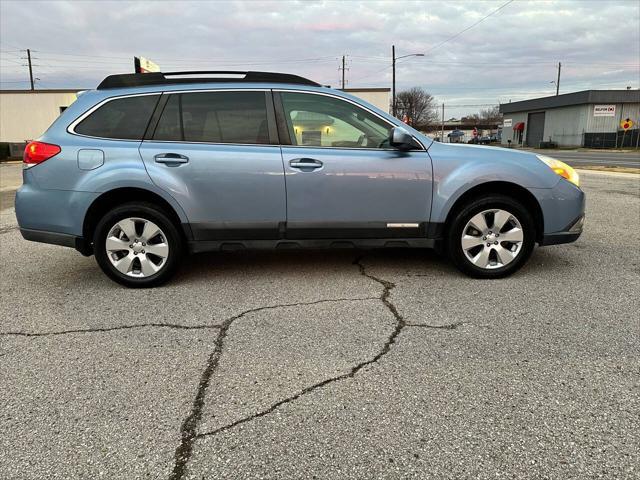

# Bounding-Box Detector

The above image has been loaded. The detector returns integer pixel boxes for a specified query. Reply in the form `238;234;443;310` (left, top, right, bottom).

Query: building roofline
500;89;640;114
340;88;390;93
0;89;83;94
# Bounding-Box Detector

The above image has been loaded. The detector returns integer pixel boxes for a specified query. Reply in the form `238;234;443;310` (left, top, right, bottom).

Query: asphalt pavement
0;162;22;212
528;149;640;168
1;169;639;479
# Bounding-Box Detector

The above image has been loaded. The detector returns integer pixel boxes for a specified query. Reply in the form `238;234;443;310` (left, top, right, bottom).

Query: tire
93;202;183;288
446;194;536;279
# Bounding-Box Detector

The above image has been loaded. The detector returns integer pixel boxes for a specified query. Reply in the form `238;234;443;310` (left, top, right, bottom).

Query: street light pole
391;46;424;118
392;45;396;116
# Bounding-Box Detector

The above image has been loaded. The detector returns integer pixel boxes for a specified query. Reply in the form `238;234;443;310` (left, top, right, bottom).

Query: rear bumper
20;228;91;255
15;184;98;237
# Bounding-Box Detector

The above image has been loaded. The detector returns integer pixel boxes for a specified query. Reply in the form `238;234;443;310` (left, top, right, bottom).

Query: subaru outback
16;71;585;287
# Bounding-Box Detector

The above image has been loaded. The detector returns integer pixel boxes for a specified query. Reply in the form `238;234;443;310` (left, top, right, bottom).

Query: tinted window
74;95;159;139
153;94;181;141
280;92;391;148
153;91;270;144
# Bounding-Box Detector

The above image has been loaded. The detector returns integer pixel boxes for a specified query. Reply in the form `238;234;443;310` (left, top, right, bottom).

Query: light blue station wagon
16;71;585;287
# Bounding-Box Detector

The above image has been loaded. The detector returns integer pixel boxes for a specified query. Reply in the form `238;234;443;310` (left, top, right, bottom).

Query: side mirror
389;126;421;151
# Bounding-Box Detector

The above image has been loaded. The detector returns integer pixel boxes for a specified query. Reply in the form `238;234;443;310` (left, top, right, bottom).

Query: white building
340;88;390;113
500;89;640;148
0;89;79;144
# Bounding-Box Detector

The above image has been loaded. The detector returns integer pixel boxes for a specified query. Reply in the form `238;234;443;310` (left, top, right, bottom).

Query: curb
577;169;640;178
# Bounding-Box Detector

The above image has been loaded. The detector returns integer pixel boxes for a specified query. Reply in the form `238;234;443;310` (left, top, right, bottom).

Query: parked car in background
16;71;585;287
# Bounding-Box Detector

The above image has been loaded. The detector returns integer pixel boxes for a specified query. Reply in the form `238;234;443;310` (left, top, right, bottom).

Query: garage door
526;111;545;147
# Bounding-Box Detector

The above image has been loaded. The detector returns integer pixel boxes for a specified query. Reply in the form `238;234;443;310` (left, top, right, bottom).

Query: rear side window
152;91;269;144
74;95;159;140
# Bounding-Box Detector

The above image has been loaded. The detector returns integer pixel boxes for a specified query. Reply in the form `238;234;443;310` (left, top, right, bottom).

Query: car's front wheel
93;202;183;288
447;194;536;278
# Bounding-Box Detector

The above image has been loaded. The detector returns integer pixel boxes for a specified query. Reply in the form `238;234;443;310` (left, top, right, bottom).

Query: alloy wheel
460;209;524;269
105;217;169;277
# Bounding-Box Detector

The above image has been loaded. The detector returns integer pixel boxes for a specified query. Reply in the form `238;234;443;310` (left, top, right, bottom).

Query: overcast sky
1;0;638;117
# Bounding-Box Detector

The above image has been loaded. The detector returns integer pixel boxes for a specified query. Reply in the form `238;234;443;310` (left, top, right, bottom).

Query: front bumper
530;178;585;247
540;214;584;245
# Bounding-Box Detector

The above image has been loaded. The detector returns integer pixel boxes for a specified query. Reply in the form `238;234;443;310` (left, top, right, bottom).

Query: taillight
23;141;61;168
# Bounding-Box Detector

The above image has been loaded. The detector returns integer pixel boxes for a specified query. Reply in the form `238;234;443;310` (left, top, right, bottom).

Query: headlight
537;155;580;187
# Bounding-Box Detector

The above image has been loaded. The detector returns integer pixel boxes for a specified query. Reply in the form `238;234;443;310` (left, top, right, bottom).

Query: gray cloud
1;0;638;117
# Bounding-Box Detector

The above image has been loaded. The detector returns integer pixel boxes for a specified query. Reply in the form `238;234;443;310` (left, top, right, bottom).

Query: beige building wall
0;91;78;142
341;88;391;113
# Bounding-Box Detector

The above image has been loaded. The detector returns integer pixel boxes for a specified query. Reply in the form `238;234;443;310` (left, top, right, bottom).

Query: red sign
472;127;478;137
620;118;634;131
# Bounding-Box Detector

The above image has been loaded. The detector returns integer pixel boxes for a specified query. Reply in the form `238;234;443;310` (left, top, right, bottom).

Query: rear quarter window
73;94;159;140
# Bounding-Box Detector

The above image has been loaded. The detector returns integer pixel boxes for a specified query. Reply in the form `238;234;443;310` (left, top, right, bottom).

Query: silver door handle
289;158;323;170
155;153;189;165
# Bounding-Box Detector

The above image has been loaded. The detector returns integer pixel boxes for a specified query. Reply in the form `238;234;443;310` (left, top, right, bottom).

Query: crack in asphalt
405;322;491;330
0;323;222;338
405;322;466;330
168;294;380;480
177;256;405;478
0;225;18;235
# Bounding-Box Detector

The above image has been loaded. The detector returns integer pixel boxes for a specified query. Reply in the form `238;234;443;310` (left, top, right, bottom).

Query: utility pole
338;55;349;89
27;48;34;90
441;103;445;143
392;45;396;117
555;62;561;96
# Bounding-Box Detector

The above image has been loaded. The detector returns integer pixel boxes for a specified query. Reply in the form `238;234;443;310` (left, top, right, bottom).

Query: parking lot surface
1;172;639;479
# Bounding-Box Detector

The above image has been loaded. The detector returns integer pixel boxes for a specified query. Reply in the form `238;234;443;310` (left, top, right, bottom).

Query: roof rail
97;71;321;90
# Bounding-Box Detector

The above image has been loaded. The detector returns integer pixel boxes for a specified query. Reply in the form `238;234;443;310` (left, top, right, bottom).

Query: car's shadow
169;244;582;286
173;247;454;284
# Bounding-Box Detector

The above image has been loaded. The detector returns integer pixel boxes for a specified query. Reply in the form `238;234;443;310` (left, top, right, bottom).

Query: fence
582;130;639;149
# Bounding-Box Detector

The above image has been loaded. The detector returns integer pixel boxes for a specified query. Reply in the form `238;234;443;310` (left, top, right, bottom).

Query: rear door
139;90;286;241
275;91;432;239
526;111;545;147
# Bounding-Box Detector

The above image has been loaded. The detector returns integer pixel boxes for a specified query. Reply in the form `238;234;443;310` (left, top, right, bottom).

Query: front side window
153;91;270;144
74;95;159;139
280;92;391;148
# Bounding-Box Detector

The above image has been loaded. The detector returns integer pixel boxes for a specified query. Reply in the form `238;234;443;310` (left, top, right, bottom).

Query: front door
139;90;286;241
276;91;432;239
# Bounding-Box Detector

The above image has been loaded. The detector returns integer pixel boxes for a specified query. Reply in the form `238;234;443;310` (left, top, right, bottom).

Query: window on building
74;95;159;139
280;92;391;148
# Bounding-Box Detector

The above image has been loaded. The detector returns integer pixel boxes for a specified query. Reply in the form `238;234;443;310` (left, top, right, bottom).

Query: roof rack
97;71;321;90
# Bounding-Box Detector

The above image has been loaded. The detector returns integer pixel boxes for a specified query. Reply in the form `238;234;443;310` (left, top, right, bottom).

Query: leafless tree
462;106;502;124
394;87;438;128
479;105;502;123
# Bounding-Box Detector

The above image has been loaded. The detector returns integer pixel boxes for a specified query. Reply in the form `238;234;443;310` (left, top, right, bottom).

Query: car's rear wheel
447;194;535;278
93;202;183;288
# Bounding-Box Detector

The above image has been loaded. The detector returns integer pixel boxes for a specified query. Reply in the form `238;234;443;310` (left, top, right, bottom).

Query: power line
423;0;515;55
5;47;638;69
